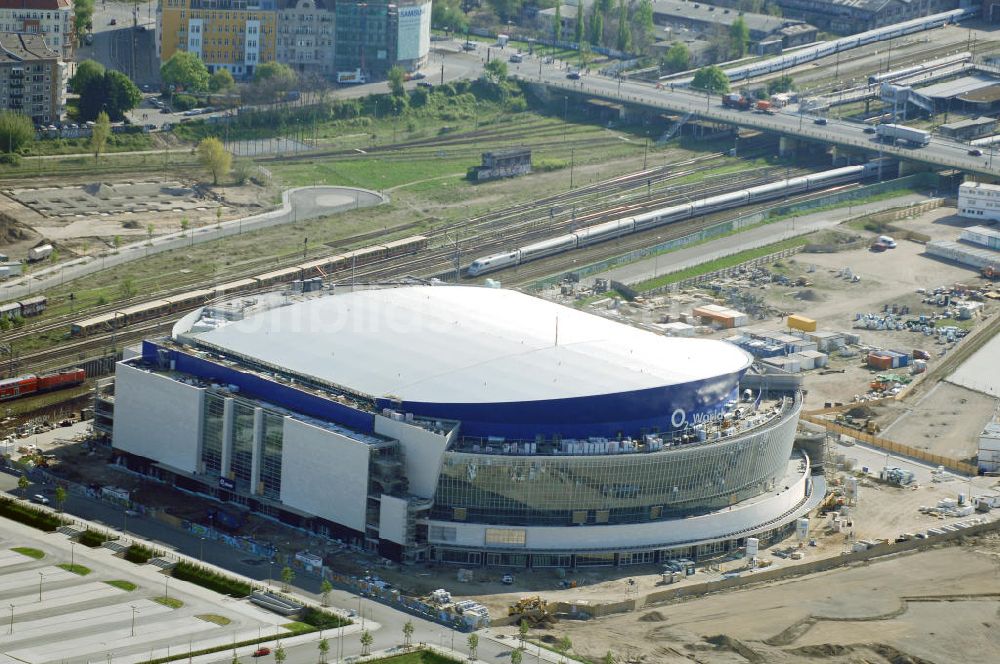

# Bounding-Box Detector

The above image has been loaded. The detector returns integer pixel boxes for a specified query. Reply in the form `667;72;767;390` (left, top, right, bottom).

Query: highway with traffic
515;59;1000;177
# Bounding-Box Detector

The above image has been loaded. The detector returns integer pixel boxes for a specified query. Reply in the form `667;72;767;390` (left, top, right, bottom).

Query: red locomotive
0;369;86;401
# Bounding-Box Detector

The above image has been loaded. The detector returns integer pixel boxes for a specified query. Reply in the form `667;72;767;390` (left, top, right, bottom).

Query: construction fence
494;517;1000;625
800;415;978;476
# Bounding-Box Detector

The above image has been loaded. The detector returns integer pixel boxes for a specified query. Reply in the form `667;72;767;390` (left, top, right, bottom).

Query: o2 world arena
110;285;823;567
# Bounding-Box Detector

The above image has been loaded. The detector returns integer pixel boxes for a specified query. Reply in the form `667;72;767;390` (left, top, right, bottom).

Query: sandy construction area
493;541;1000;664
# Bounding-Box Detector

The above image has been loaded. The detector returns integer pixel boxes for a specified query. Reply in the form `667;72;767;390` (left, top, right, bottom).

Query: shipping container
787;314;817;332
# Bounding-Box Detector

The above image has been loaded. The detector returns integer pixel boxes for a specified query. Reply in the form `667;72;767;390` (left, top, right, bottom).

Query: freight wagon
70;235;429;336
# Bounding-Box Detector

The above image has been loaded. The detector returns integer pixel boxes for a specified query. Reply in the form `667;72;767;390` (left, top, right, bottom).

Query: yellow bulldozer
508;596;558;628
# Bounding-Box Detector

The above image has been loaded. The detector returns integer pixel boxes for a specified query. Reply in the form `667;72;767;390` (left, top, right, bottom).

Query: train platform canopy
190;286;752;406
917;75;998;100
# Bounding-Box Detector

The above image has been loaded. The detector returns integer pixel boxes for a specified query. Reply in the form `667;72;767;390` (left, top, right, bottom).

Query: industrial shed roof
191;286;751;405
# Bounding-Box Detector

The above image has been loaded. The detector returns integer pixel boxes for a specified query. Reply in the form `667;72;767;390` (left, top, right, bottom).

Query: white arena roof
190;286;752;404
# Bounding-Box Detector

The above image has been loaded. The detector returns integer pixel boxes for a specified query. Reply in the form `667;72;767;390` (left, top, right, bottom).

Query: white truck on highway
875;123;931;147
336;69;366;84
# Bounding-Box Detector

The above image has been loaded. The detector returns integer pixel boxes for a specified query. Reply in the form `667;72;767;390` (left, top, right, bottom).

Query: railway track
19;150;820;374
7;142;775;342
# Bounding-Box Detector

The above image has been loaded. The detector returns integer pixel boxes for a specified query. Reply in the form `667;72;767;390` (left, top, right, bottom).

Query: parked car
109;18;117;25
501;574;514;585
863;126;876;134
411;71;426;80
252;648;271;658
566;71;581;80
31;494;49;505
813;117;828;125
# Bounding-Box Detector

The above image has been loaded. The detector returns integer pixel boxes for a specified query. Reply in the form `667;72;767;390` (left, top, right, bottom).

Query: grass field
631;235;811;292
11;547;44;559
105;580;138;591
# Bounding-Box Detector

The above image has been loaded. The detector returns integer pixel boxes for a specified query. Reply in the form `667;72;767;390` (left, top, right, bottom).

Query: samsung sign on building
397;3;430;61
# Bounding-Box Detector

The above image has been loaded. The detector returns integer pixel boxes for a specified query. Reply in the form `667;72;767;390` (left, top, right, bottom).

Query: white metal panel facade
111;362;204;474
280;418;370;532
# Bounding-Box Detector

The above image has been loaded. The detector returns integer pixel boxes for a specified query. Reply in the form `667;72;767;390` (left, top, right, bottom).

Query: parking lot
0;514;321;664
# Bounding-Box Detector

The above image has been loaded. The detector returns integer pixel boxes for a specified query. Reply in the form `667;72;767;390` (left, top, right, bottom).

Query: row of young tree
160;51;302;104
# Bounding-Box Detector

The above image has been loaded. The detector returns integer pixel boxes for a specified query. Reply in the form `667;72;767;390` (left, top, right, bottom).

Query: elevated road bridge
515;65;1000;177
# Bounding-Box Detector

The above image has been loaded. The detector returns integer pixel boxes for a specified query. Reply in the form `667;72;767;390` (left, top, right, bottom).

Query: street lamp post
70;541;75;568
199;537;205;561
130;605;137;637
164;575;170;599
8;604;12;634
37;572;43;602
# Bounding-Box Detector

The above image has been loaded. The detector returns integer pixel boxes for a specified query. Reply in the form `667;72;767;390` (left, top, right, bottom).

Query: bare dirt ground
616;205;1000;454
0;174;274;262
493;542;1000;664
881;381;998;461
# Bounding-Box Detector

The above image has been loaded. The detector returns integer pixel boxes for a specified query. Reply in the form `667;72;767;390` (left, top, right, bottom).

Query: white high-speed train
467;164;873;277
670;8;974;86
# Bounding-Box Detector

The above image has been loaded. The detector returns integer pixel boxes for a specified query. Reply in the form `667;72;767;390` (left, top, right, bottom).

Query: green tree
119;275;136;299
616;0;631;52
387;65;406;98
484;59;508;85
17;474;28;497
274;644;286;664
467;633;479;660
589;9;604;46
78;71;142;121
179;218;189;235
54;486;67;511
70;59;104;93
197;137;232;186
0;111;34;153
511;648;523;664
74;0;94;42
432;0;468;33
518;620;529;649
280;565;295;591
662;41;690;73
730;16;750;58
209;68;235;93
487;0;522;23
320;579;333;606
575;2;585;44
317;638;329;663
691;65;730;94
91;111;111;161
231;654;240;664
250;62;298;102
112;235;121;252
603;651;616;664
147;223;155;243
359;630;373;656
767;74;795;94
556;636;572;663
160;51;210;93
554;2;562;42
633;0;654;51
402;620;414;648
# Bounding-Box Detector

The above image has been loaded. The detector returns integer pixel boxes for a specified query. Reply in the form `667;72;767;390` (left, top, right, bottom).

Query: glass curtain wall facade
431;400;799;527
261;411;284;498
202;392;225;475
199;391;284;498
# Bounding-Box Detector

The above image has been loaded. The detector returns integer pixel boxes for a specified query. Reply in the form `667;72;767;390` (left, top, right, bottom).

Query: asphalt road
0;465;521;664
517;57;1000;177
